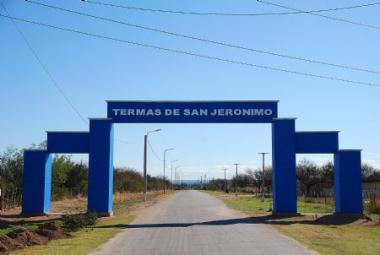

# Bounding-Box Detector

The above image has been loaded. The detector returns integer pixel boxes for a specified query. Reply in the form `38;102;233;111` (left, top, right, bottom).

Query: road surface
92;190;316;255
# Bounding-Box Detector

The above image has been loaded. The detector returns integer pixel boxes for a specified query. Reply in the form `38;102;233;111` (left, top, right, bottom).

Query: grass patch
0;221;41;236
208;191;334;214
11;208;135;255
276;223;380;255
206;191;380;255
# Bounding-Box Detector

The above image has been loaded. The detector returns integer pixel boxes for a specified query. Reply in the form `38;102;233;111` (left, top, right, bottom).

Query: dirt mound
0;235;25;254
7;227;48;246
36;221;70;240
0;221;69;255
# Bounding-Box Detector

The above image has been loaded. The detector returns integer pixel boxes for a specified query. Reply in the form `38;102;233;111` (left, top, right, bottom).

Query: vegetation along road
92;190;315;255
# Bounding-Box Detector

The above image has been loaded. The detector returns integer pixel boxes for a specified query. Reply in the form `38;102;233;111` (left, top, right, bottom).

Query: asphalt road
92;190;316;255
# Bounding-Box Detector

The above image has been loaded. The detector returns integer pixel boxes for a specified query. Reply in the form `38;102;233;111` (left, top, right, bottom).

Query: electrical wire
82;0;380;17
0;13;379;88
26;0;380;75
0;1;132;145
148;141;163;162
0;1;88;125
257;0;380;31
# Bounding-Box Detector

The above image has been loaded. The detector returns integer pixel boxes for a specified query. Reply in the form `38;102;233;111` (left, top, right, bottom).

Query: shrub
61;213;98;232
303;197;317;204
367;195;380;214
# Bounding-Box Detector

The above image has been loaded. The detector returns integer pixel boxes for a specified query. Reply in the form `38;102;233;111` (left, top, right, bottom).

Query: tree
246;167;272;190
230;173;254;189
0;147;23;192
206;179;226;191
320;162;333;188
52;155;75;200
65;162;88;196
296;159;321;196
362;163;380;181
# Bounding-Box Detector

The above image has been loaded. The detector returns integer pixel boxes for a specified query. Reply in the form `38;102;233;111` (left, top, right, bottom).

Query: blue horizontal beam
295;131;339;154
47;132;90;153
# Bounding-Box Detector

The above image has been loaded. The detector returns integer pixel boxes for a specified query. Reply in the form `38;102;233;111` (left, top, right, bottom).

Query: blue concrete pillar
22;150;52;215
272;118;297;214
334;150;363;214
88;119;114;215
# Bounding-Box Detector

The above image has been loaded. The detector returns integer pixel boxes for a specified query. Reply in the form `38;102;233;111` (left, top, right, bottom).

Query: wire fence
1;185;379;214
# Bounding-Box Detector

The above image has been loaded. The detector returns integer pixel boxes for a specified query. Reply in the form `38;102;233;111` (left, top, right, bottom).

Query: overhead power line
0;14;379;88
148;141;163;162
26;0;380;75
257;0;380;31
81;0;380;17
0;1;132;145
0;1;88;125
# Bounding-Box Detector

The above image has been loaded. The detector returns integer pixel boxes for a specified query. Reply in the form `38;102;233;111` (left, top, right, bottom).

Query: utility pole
143;134;147;201
259;152;269;202
143;129;161;202
163;148;174;194
175;165;181;188
222;168;228;193
233;163;240;195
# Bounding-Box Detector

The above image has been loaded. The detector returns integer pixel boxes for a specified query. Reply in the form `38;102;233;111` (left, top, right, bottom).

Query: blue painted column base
334;150;363;214
88;119;114;216
272;119;297;214
22;150;52;215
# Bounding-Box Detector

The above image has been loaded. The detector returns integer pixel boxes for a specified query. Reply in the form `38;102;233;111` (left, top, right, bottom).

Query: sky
0;0;379;181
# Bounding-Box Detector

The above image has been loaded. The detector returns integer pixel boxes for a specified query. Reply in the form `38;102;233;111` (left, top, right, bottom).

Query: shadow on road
93;214;366;230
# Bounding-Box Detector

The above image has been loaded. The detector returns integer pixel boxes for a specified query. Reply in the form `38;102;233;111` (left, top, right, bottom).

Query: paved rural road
92;190;316;255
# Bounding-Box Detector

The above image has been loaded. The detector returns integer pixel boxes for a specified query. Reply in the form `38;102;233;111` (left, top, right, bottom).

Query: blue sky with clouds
1;0;379;180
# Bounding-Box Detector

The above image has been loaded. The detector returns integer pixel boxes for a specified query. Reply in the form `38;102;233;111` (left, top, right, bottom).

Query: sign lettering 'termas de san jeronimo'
107;101;278;123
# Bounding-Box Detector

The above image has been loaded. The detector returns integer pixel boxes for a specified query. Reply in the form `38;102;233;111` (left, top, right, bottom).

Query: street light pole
233;163;240;195
259;152;269;202
175;166;181;187
143;128;161;202
163;148;174;194
170;159;178;189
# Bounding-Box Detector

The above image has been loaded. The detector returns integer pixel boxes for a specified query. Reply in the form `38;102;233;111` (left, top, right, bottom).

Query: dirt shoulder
1;191;174;255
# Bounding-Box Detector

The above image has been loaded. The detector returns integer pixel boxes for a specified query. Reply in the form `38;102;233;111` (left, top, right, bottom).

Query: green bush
61;212;98;232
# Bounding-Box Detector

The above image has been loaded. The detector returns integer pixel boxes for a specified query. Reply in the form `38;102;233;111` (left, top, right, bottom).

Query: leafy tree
52;155;75;200
0;147;23;192
66;162;88;196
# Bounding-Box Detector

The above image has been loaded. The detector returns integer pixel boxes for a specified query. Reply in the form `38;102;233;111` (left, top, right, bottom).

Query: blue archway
22;101;363;216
